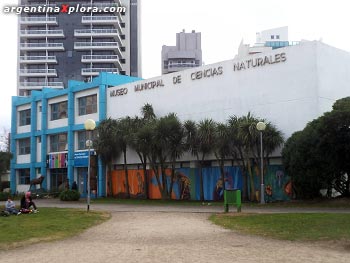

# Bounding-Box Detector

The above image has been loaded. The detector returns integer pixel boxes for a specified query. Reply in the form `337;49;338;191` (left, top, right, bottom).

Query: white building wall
107;41;350;163
257;26;288;43
316;42;350;113
36;138;41;162
37;102;42;131
17;154;30;164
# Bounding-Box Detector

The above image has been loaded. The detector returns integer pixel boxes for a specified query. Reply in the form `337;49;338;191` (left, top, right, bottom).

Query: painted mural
109;165;290;201
46;153;68;169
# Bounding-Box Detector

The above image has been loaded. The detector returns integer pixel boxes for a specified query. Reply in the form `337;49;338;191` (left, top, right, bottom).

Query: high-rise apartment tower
17;0;141;96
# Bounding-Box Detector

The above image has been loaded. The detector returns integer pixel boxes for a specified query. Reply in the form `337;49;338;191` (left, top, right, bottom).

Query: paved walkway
0;199;349;263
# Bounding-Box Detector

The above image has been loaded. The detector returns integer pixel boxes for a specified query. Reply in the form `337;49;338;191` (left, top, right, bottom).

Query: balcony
20;29;64;38
81;68;119;76
74;28;118;38
81;15;119;24
19;82;64;90
19;55;57;64
20;16;58;25
81;55;122;69
74;42;120;51
19;68;57;77
20;42;64;51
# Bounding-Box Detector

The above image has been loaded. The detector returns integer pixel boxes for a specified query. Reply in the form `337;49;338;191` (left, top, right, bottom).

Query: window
276;35;280;39
19;169;30;184
78;94;97;116
18;138;30;155
77;130;97;150
51;101;67;120
271;35;275;39
50;133;67;152
19;109;31;126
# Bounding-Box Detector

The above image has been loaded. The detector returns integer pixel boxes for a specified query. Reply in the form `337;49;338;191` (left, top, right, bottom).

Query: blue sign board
74;151;89;167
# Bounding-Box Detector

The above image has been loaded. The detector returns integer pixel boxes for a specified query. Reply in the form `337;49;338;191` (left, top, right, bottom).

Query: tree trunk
247;158;256;201
198;161;204;201
123;150;130;198
143;161;149;199
107;162;113;196
219;159;226;191
168;161;176;199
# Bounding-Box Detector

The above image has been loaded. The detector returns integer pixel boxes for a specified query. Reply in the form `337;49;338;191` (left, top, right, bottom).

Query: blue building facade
11;73;141;196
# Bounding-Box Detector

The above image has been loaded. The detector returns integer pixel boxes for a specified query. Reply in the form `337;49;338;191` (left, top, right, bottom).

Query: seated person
20;192;38;213
5;196;21;215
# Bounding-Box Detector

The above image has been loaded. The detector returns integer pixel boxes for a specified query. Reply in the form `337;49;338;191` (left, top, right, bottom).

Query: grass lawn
210;213;350;241
0;208;110;250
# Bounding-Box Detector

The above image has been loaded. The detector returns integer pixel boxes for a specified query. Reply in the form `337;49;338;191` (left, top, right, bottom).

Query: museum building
10;40;350;198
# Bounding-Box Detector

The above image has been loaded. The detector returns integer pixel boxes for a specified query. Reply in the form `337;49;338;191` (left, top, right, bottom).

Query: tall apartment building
18;0;141;96
161;30;202;75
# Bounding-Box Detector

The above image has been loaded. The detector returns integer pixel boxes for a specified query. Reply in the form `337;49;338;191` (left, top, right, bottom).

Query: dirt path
1;210;349;263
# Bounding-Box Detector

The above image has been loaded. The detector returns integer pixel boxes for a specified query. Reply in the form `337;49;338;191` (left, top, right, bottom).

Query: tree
228;113;283;201
0;152;12;175
94;118;120;196
213;122;231;193
117;117;135;198
197;119;216;201
282;97;350;198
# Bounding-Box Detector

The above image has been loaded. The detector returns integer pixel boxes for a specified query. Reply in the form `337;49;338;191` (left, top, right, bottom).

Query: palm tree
197;119;216;201
213;122;231;192
165;114;186;198
94;118;120;196
117;117;135;198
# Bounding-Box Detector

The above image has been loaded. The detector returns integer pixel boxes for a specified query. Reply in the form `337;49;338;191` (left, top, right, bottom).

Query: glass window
19;168;30;184
77;130;97;150
78;94;97;116
271;35;275;39
51;101;67;120
19;109;31;126
18;138;30;155
50;133;67;152
276;35;280;39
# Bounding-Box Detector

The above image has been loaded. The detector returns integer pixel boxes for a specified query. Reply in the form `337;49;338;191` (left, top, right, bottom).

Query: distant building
236;26;300;58
161;29;202;74
17;0;141;96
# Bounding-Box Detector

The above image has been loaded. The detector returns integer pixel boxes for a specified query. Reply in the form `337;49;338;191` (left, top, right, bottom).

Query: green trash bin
224;189;241;213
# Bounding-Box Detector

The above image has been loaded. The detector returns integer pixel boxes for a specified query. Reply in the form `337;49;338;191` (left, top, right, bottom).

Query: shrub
0;192;10;201
59;190;80;201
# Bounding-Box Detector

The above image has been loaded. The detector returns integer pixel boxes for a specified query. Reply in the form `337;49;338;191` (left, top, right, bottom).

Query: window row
18;94;97;126
18;130;98;155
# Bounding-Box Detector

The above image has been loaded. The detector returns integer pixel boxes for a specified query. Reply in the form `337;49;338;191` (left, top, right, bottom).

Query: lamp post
84;119;96;212
256;121;266;204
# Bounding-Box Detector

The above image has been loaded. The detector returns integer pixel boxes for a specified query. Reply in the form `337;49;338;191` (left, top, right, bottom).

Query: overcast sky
0;0;349;131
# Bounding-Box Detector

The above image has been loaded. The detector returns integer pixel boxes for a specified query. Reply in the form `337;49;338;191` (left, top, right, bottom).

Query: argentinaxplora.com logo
3;3;126;15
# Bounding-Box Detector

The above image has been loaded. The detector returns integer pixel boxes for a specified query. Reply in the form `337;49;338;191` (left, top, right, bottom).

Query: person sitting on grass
5;196;21;215
20;192;39;213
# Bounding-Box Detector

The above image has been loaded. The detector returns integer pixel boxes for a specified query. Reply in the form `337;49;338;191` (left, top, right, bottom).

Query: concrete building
236;26;300;58
161;29;202;74
10;39;350;198
17;0;141;96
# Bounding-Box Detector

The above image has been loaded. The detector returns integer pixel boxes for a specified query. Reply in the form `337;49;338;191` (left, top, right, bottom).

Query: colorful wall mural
109;165;291;201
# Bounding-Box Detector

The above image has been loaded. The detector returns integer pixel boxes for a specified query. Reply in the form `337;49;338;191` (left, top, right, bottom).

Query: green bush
59;190;80;201
0;192;10;201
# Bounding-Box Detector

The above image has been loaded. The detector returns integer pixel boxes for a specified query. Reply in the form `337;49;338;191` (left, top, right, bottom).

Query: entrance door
77;168;88;197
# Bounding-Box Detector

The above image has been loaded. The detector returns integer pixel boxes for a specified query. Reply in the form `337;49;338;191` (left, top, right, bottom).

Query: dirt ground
1;206;349;262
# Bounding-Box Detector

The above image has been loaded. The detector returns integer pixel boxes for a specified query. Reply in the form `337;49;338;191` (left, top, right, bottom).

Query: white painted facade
107;41;350;163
